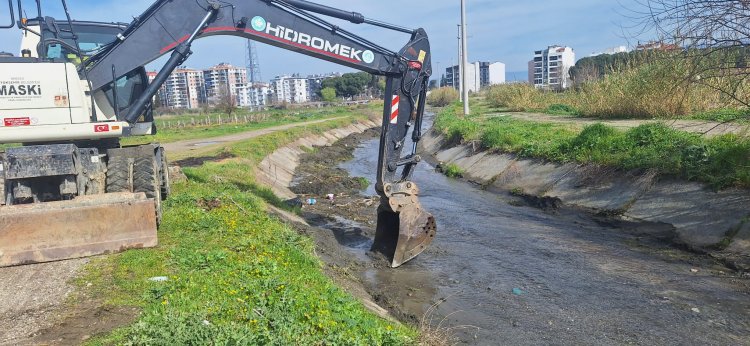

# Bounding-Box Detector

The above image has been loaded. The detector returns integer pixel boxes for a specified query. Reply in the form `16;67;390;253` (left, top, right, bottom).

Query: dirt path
0;115;348;346
162;116;347;158
491;112;750;137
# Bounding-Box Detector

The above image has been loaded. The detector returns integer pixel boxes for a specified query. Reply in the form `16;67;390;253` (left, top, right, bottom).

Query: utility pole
435;61;441;87
456;24;463;97
460;0;470;115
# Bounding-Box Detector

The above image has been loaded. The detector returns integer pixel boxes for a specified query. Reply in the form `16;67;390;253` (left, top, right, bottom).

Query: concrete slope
256;120;378;200
420;129;750;267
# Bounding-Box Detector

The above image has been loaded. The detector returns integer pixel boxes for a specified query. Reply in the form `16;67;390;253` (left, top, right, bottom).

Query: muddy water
329;117;750;345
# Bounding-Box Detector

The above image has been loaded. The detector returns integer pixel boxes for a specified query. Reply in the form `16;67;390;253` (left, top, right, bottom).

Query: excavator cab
16;17;155;127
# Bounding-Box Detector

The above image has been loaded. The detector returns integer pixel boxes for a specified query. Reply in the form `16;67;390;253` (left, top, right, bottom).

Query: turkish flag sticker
94;124;110;132
4;117;31;126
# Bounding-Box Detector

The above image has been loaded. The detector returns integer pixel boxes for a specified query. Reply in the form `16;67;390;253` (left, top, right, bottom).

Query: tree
321;87;337;102
633;0;750;107
321;72;372;98
215;82;236;117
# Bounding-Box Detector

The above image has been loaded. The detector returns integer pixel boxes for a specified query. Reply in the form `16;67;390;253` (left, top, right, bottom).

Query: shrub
442;163;464;178
427;87;460;107
485;84;547;111
321;87;337;102
546;104;579;115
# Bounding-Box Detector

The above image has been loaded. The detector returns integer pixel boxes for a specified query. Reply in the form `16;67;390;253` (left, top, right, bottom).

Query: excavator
0;0;436;268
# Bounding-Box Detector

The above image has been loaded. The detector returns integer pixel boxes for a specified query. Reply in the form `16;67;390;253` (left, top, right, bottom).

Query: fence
158;113;272;130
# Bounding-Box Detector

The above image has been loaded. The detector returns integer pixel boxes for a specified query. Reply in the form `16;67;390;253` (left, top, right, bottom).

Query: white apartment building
532;46;576;89
444;61;505;92
239;83;272;109
203;63;248;105
271;75;310;104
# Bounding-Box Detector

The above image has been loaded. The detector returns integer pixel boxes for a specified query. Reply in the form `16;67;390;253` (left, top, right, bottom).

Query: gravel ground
0;259;87;345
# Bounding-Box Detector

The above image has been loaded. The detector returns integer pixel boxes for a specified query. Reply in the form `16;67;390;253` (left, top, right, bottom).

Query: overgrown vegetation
427;87;460;107
487;53;750;120
82;116;416;345
435;104;750;188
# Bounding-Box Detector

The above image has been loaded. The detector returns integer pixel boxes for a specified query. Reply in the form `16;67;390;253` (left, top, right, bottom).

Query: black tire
156;147;170;201
106;156;131;193
133;155;162;225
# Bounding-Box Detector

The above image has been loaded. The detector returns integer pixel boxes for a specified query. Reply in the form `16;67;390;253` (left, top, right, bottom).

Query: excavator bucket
0;192;157;267
372;182;437;268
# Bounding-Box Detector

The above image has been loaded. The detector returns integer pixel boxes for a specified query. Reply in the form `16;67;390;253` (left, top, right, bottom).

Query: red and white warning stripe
390;95;400;124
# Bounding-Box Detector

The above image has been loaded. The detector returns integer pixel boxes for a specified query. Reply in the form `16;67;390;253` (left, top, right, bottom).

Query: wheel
133;155;163;225
0;152;6;206
155;146;170;201
106;156;132;193
1;178;6;206
106;150;163;225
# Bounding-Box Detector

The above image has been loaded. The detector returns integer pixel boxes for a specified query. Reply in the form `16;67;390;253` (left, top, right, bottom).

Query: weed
354;177;370;190
442;163;465;178
427;87;460;107
546;104;579;116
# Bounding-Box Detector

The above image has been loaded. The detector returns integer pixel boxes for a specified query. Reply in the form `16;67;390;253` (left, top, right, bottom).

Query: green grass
354;177;370;190
690;108;750;123
436;103;750;188
122;106;361;146
0;106;374;151
545;104;580;116
80;115;416;345
442;163;465;178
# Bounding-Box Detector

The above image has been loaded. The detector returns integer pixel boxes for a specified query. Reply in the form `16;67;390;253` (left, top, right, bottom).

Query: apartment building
239;83;273;109
203;63;248;105
156;67;206;109
271;75;308;104
531;46;576;89
443;61;506;92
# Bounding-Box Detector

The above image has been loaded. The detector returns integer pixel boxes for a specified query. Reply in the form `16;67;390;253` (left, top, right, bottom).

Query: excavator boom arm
85;0;423;91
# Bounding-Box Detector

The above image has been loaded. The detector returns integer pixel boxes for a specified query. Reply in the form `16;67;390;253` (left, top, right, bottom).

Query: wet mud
290;118;750;345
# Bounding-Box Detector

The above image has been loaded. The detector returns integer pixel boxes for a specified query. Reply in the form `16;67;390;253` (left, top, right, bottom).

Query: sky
0;0;646;81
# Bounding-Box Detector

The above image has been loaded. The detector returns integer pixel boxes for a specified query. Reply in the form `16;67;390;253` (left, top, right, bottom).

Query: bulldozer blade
0;192;157;267
371;182;437;268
